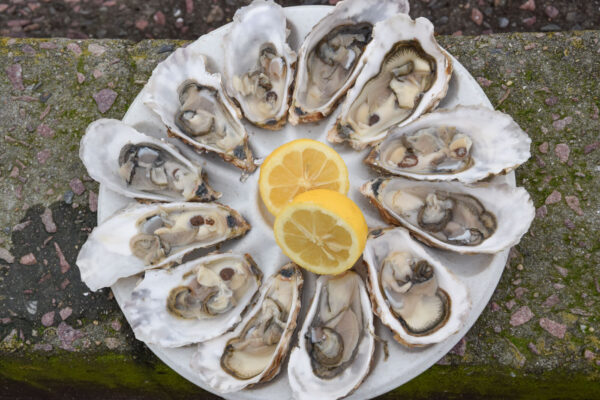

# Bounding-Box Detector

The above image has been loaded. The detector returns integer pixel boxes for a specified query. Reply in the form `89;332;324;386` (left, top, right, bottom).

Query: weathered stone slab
0;32;599;398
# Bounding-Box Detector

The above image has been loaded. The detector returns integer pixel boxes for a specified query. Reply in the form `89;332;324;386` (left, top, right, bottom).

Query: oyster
328;14;452;150
80;119;220;202
365;106;531;183
123;253;262;347
364;227;470;346
361;178;535;254
76;202;250;291
223;0;296;129
190;264;303;392
289;0;409;124
288;271;374;400
143;47;256;172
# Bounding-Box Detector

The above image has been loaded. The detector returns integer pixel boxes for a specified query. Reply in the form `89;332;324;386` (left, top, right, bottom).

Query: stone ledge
0;32;599;398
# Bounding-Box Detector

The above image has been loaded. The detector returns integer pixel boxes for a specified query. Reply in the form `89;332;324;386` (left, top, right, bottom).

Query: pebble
555;265;568;277
584;350;595;360
0;247;15;263
92;69;103;79
205;5;224;24
539;318;567;339
5;64;25;91
69;178;85;195
538;142;549;153
20;253;37;265
111;319;122;331
528;342;540;355
542;294;560;308
76;72;85;83
54;242;70;274
519;0;535;11
505;299;516;310
498;17;509;28
545;190;561;205
584;142;599;154
40;208;57;233
87;43;106;56
553;283;565;290
564;218;575;230
135;19;148;31
470;8;483;25
185;0;193;14
545;5;559;19
545;96;558;106
153;11;166;26
60;278;70;290
553;117;572;132
37;124;55;138
39;42;57;50
33;343;53;352
88;191;98;212
554;143;570;163
541;24;561;32
0;4;8;12
515;287;528;298
66;42;82;56
522;16;536;27
449;337;467;356
57;322;84;351
92;88;118;113
105;337;120;350
564;195;583;216
41;311;55;327
510;306;534;327
477;76;492;87
59;307;72;320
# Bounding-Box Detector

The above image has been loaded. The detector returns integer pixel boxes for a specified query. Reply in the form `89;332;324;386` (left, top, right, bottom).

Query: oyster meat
328;14;452;150
190;264;303;393
143;47;256;172
289;0;409;124
223;0;296;129
288;271;374;400
123;253;262;347
364;227;469;346
365;106;531;183
76;202;250;291
361;178;535;254
81;119;220;202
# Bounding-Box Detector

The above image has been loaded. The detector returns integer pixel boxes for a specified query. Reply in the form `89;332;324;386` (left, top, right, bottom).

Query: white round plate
98;6;511;400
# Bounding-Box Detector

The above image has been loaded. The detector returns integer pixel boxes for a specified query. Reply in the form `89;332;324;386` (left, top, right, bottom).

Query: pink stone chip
87;43;106;56
37;124;55;138
554;143;570;163
93;88;118;113
477;77;492;87
470;8;483;25
69;178;85;195
41;208;57;233
37;149;51;164
54;242;70;274
59;307;73;320
565;195;583;216
76;72;85;83
519;0;535;11
553;116;572;131
545;190;561;205
20;253;37;265
67;42;82;56
41;311;55;327
510;306;533;327
539;318;567;339
135;19;148;30
6;64;25;91
88;191;98;212
154;11;166;25
542;294;560;308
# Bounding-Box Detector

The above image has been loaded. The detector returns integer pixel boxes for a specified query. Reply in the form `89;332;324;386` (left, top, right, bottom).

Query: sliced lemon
274;189;367;275
259;139;349;215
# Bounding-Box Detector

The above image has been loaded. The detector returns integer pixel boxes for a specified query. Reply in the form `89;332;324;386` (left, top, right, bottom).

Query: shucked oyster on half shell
123;252;262;347
76;202;250;291
190;264;303;393
363;227;469;347
328;14;452;150
361;177;535;254
364;106;531;183
80;119;220;202
288;0;409;125
143;47;256;172
223;0;296;130
288;271;375;400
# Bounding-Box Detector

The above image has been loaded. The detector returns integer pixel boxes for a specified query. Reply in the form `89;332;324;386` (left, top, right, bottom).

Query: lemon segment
259;139;349;215
274;189;367;275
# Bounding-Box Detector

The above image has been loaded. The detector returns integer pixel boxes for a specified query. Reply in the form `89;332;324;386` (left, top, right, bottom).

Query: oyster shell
288;271;375;400
365;106;531;183
328;14;452;150
143;47;256;172
190;264;303;393
361;178;535;254
364;227;470;347
76;202;250;291
123;252;262;347
223;0;296;129
80;119;220;202
289;0;409;124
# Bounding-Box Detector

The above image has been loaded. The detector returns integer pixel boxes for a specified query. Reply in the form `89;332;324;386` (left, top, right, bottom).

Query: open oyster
76;202;250;291
190;264;303;393
364;228;469;346
80;119;220;202
328;14;452;150
289;0;409;124
143;47;256;172
123;253;261;347
223;0;296;129
365;106;531;183
288;271;374;400
361;178;535;254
